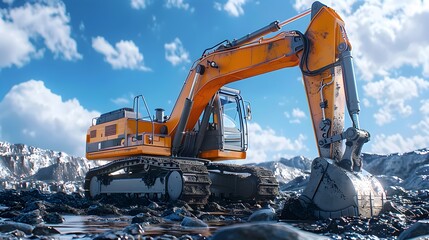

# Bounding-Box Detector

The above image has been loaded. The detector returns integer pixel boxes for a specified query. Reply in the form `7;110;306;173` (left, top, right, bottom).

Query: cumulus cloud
370;98;429;155
111;93;135;106
131;0;149;9
92;36;151;71
370;133;429;155
164;38;190;66
284;107;307;124
165;0;193;12
0;1;81;68
411;100;429;138
214;0;247;17
245;122;307;163
363;76;429;125
294;0;429;80
0;80;99;156
420;99;429;115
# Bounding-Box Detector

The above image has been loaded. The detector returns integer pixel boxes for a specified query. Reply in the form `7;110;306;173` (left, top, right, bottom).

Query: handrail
133;95;154;144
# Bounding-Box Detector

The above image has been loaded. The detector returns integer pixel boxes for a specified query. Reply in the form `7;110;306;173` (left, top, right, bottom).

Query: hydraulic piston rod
341;50;361;129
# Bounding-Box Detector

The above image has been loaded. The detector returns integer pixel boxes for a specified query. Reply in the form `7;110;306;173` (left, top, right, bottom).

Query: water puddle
48;215;131;239
48;215;223;239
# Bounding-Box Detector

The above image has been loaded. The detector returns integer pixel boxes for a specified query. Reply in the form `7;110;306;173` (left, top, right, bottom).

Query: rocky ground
0;185;428;239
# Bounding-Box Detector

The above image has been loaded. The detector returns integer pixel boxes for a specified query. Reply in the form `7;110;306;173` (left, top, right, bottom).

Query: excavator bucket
298;157;386;219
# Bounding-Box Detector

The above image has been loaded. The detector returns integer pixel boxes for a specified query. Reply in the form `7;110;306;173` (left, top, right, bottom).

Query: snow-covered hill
0;141;100;181
256;149;429;191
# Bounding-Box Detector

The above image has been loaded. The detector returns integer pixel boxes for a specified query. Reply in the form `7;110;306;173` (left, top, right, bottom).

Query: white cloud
370;98;429;155
284;112;290;118
92;36;151;71
164;38;190;66
214;0;247;17
411;100;429;136
79;21;85;31
0;2;81;68
245;122;307;163
370;133;429;155
362;98;371;107
420;99;429;115
363;76;429;125
0;15;35;68
294;0;358;15
213;2;222;11
165;0;193;12
295;0;429;80
131;0;149;9
284;108;306;124
292;108;306;118
111;97;130;106
111;93;135;106
0;80;99;156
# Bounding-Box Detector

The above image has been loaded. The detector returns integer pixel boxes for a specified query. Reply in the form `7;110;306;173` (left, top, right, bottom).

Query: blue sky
0;0;428;163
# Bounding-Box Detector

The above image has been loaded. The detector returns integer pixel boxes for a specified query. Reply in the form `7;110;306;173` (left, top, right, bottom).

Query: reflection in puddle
48;215;223;239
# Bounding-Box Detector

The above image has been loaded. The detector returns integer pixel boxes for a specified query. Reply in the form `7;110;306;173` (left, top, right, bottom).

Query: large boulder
211;223;328;240
398;220;429;240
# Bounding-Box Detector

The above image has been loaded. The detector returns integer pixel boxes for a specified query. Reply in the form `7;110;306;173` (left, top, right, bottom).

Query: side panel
86;117;171;160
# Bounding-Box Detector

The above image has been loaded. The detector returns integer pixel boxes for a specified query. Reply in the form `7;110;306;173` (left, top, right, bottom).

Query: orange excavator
84;1;385;219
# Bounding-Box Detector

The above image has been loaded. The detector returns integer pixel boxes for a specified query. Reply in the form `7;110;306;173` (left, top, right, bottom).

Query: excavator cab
199;87;249;156
180;87;249;160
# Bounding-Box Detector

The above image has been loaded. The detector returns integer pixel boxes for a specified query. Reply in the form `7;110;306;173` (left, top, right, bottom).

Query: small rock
380;201;403;214
181;216;208;228
155;234;178;240
418;189;429;199
23;201;46;213
178;235;194;240
386;186;408;196
123;223;144;235
87;204;121;216
398;220;429;240
204;202;226;212
224;203;248;210
32;226;61;235
9;229;26;237
0;221;34;234
199;213;222;222
132;213;164;224
21;189;43;201
147;201;160;210
163;207;194;221
13;209;44;225
45;202;81;215
248;207;277;222
93;230;130;240
127;206;158;216
0;210;20;218
168;200;194;211
211;222;329;240
43;212;64;224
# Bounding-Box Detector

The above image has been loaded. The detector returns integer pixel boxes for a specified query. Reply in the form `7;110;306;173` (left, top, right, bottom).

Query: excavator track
84;157;278;205
84;156;211;204
207;163;279;202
